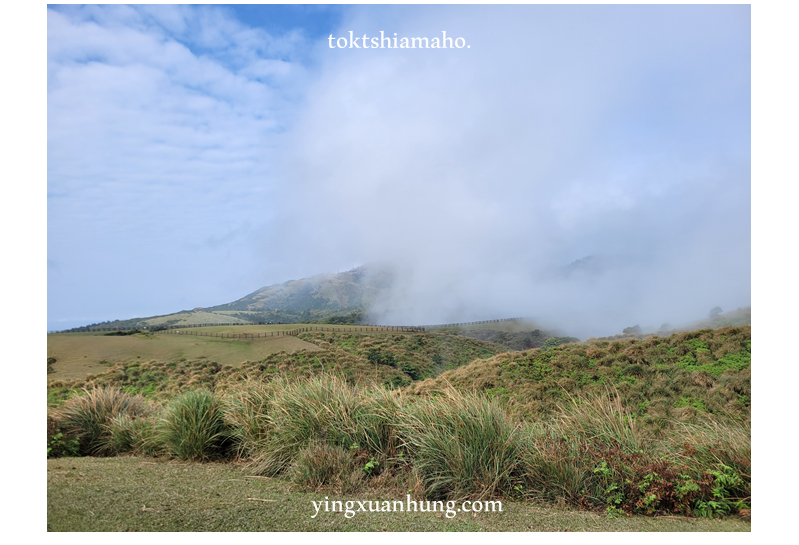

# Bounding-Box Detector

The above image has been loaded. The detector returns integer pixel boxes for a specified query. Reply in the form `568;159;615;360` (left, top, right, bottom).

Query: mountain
206;265;392;314
72;265;394;331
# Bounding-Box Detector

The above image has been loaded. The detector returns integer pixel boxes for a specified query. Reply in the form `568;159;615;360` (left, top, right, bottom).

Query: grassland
47;324;415;381
47;328;506;403
410;326;751;425
47;457;749;531
47;324;752;530
47;330;321;380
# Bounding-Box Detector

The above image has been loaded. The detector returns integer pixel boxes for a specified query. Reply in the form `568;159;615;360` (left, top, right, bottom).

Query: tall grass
397;389;522;501
222;380;275;459
54;387;151;456
553;388;645;453
521;390;657;505
241;375;395;476
290;442;362;493
102;413;161;456
518;389;750;515
53;372;750;516
157;389;229;461
658;416;751;507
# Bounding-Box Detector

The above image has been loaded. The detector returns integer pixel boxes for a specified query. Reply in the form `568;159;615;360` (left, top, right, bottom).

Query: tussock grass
241;375;395;476
397;389;522;501
102;412;161;456
553;388;644;453
661;416;751;501
221;380;275;459
156;389;229;461
290;442;363;493
53;387;150;456
519;390;652;506
45;325;752;518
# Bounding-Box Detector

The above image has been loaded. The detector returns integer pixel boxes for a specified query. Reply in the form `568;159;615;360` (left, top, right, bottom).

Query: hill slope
70;265;393;330
410;325;751;427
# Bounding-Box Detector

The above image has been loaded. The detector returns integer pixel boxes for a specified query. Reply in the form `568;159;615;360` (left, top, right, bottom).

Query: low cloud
47;5;750;336
263;5;750;337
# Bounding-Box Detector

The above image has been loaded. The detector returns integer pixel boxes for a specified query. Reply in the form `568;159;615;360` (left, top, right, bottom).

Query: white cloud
47;5;750;336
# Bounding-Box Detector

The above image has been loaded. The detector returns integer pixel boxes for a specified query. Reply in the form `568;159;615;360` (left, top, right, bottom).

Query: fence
158;325;424;339
419;317;528;329
50;317;529;335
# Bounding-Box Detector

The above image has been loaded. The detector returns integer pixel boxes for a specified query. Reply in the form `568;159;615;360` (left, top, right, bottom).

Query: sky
46;4;752;336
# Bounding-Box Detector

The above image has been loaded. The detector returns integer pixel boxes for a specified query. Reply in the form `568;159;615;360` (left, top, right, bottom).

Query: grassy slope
297;331;507;383
47;326;753;527
47;329;506;403
47;324;410;380
47;331;321;380
47;457;749;532
410;326;751;425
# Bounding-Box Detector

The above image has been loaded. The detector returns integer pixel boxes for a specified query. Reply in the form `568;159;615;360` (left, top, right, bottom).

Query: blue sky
46;4;752;335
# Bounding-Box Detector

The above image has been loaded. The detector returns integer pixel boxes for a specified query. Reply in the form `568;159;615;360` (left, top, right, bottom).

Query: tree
709;306;723;318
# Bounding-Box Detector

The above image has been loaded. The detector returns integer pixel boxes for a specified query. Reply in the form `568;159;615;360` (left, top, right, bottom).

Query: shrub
47;414;79;458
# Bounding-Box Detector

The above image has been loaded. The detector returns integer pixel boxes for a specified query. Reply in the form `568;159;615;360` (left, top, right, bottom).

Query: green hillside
208;265;392;314
48;325;752;520
410;325;751;426
47;329;507;403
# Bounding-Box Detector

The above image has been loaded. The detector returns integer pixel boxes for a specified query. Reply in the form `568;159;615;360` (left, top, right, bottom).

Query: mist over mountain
67;257;749;341
207;265;392;315
47;6;750;337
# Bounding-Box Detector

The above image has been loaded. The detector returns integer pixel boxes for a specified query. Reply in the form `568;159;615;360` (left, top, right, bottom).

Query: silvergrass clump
519;390;649;505
660;415;751;504
553;389;646;454
247;375;371;476
157;389;229;461
518;395;751;515
54;387;150;456
290;442;362;493
518;425;596;504
235;375;404;477
397;389;522;501
101;412;162;456
222;381;276;459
